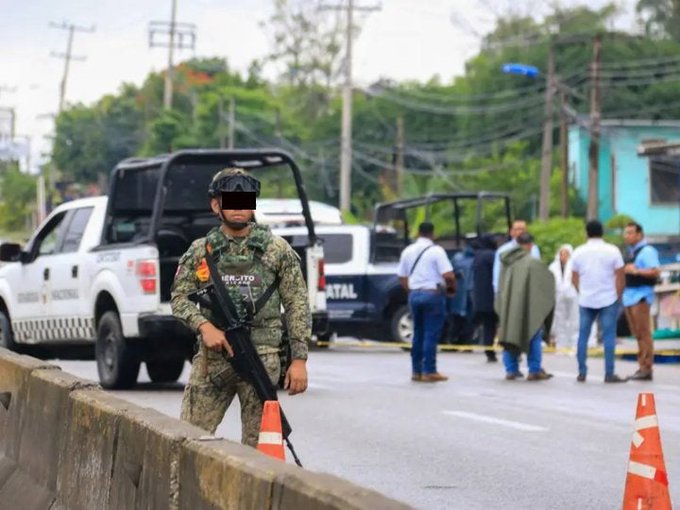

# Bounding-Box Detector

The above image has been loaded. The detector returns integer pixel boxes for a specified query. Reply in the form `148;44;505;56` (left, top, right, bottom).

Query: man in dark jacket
495;233;554;381
473;235;498;362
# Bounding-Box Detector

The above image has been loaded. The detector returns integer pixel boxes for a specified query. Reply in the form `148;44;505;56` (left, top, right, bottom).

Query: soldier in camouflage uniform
171;167;311;447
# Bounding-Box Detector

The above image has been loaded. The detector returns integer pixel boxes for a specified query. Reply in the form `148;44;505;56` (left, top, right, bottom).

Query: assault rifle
188;249;303;467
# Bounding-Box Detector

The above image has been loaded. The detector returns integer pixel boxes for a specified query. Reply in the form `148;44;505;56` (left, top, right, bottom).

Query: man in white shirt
492;219;541;294
398;222;457;383
571;220;626;383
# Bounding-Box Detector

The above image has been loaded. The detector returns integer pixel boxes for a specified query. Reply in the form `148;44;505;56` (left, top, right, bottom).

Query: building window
649;157;680;205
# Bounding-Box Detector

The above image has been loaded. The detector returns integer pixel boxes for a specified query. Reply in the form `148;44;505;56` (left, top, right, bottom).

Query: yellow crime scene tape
314;340;680;357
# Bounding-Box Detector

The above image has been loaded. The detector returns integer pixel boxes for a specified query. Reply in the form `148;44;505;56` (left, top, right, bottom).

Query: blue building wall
568;122;680;236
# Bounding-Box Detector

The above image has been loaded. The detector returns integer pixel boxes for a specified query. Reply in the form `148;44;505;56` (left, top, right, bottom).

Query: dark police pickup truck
275;192;512;343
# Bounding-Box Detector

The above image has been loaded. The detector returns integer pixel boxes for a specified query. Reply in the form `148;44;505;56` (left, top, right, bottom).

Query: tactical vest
205;225;283;348
624;245;658;288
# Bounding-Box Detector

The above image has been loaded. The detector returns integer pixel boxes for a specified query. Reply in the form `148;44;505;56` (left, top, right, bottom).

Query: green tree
53;105;109;183
141;109;195;155
637;0;680;40
262;0;344;89
0;164;37;232
529;217;587;263
53;84;144;184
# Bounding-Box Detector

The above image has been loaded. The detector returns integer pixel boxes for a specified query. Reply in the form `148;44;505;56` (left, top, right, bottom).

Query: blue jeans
409;291;446;374
577;301;619;377
503;329;543;375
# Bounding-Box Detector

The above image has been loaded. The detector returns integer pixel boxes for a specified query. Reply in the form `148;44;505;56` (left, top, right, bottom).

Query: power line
377;81;546;103
354;122;544;157
354;126;544;166
363;86;546;115
600;53;680;70
600;72;680;88
603;99;680;119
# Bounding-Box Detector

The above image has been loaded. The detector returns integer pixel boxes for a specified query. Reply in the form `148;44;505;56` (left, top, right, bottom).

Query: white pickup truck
0;149;328;388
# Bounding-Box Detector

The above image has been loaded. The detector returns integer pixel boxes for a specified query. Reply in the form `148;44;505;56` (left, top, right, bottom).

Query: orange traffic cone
623;393;672;509
257;400;286;462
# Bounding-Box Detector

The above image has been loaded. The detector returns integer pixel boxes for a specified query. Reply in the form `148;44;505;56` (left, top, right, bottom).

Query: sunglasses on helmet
210;174;261;196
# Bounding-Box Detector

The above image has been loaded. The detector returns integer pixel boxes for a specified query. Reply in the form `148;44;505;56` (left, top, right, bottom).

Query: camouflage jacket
170;224;311;360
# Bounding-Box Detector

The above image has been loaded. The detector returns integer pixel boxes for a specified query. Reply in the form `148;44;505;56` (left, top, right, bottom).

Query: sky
0;0;637;173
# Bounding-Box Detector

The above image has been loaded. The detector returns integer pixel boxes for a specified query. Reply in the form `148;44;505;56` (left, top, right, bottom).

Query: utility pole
587;34;602;219
165;0;177;110
37;174;46;225
559;89;569;217
275;109;284;197
394;115;405;196
228;98;235;149
149;0;196;110
49;22;95;112
538;43;555;220
319;0;381;214
218;98;225;148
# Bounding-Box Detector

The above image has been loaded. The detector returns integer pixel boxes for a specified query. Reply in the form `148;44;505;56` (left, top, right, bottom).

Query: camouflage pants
180;345;281;447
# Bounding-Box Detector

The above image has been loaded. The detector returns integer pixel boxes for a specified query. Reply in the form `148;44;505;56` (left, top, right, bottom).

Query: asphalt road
57;343;680;510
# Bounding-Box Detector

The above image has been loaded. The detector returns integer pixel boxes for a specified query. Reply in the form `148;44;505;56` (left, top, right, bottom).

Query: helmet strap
218;209;251;232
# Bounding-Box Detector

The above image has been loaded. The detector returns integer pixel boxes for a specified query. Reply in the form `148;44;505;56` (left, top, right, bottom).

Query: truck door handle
71;265;78;278
43;268;50;281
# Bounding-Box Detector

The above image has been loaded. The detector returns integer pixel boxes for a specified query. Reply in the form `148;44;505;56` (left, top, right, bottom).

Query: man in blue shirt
493;219;541;294
622;222;661;381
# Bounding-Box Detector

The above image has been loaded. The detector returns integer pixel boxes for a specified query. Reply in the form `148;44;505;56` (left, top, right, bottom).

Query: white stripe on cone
632;415;659;448
628;460;657;480
258;432;283;445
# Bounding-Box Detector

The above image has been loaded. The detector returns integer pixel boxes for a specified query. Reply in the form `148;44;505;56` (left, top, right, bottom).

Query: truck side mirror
0;243;22;262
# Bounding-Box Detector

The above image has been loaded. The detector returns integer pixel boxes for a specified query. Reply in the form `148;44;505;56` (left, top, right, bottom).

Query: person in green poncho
495;232;555;381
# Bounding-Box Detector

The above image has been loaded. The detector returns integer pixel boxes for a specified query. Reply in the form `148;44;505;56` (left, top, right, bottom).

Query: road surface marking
443;411;549;432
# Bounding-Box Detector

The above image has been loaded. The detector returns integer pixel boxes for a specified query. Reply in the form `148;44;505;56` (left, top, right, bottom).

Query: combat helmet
208;167;261;198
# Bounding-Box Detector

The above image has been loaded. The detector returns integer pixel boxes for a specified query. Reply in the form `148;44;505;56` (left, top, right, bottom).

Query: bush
529;217;587;264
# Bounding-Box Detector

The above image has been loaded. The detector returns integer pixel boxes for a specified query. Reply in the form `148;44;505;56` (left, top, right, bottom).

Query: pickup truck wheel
0;310;17;351
146;358;185;383
96;311;140;389
390;305;413;349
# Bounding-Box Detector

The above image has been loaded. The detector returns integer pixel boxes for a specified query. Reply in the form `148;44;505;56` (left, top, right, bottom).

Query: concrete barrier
0;348;413;510
0;350;63;510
